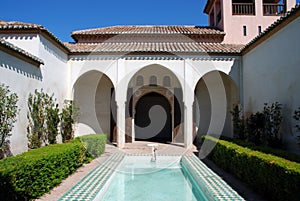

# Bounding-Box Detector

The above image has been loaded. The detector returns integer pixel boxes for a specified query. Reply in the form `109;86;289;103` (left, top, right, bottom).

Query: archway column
184;103;194;148
116;101;126;148
183;62;195;149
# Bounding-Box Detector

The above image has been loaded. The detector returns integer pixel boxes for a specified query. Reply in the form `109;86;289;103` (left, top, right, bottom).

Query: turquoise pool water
98;156;208;201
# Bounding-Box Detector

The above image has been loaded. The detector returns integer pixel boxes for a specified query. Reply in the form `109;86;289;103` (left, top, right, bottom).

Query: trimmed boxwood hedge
0;134;106;200
220;136;300;163
76;134;106;158
204;136;300;201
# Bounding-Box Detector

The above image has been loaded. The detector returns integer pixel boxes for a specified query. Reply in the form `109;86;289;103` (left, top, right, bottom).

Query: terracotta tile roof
72;25;225;35
0;38;44;65
242;3;300;53
65;42;244;54
0;20;69;53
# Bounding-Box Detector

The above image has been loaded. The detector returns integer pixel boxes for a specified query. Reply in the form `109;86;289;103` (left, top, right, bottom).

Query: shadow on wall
0;59;43;81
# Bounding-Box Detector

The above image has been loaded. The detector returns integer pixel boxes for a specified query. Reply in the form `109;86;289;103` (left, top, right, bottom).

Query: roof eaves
0;22;70;53
0;38;44;66
241;3;300;54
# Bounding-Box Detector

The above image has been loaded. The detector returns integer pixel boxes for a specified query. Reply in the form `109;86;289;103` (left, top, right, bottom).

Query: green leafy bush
27;89;60;148
231;102;283;148
230;105;246;140
0;141;86;200
204;136;300;201
221;136;300;163
293;107;300;146
0;84;18;159
61;100;79;142
77;134;106;158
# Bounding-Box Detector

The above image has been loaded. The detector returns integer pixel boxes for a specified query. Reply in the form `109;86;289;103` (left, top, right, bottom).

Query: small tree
0;84;18;159
246;111;266;145
230;105;246;140
45;101;60;145
293;107;300;146
263;102;283;148
61;100;79;142
27;89;59;148
27;89;47;148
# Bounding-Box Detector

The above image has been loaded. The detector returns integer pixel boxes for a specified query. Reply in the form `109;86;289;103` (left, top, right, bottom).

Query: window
149;76;157;86
163;76;171;87
136;75;144;86
263;0;286;16
243;26;247;36
258;26;262;34
232;0;255;15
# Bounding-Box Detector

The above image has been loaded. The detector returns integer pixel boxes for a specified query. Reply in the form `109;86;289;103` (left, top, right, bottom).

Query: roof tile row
65;42;244;54
72;25;225;35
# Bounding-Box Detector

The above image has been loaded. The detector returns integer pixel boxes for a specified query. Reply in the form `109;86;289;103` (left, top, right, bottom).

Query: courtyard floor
37;142;266;201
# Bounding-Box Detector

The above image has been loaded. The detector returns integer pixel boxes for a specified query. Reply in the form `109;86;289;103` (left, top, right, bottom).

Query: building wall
0;34;68;154
220;0;296;44
0;50;42;155
243;16;300;153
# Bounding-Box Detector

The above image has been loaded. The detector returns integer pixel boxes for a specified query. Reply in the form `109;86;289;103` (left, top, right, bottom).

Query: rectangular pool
97;156;208;201
59;154;245;201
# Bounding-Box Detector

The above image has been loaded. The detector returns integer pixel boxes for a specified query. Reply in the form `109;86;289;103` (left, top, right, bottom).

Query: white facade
0;32;68;155
243;16;300;153
0;2;300;155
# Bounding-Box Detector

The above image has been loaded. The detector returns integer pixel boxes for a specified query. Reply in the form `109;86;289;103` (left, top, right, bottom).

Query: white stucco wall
0;33;68;154
0;50;42;155
243;16;300;153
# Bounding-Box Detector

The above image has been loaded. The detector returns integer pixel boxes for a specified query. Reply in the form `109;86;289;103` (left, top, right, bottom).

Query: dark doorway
134;92;172;143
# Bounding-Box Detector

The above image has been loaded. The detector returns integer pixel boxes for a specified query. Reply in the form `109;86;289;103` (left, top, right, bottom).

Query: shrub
45;102;60;145
0;84;18;159
221;136;300;163
76;134;106;158
61;100;79;142
27;89;60;148
263;102;283;148
230;102;283;148
204;136;300;201
0;141;86;200
293;107;300;146
230;105;246;140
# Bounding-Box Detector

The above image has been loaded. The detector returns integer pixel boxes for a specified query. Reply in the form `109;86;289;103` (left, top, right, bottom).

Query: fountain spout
147;143;158;162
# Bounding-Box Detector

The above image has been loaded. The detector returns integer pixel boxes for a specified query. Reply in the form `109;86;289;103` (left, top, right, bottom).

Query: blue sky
1;0;207;42
1;0;299;42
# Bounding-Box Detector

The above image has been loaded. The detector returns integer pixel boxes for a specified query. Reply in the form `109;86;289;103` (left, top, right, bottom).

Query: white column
184;103;194;149
183;60;195;149
116;101;126;148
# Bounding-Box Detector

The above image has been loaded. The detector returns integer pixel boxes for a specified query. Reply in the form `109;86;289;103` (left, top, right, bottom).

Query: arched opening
126;64;184;144
134;92;172;143
73;71;116;142
193;71;239;144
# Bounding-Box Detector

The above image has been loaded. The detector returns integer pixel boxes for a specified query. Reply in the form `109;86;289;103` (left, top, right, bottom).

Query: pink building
204;0;296;44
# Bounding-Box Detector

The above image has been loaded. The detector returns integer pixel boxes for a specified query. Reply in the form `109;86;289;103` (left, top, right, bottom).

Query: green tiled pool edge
181;154;245;201
59;153;245;201
58;153;125;201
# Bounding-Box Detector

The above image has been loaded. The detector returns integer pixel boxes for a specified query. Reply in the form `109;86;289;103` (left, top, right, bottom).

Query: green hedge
220;136;300;163
76;134;106;158
0;134;107;200
204;136;300;201
0;141;86;200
